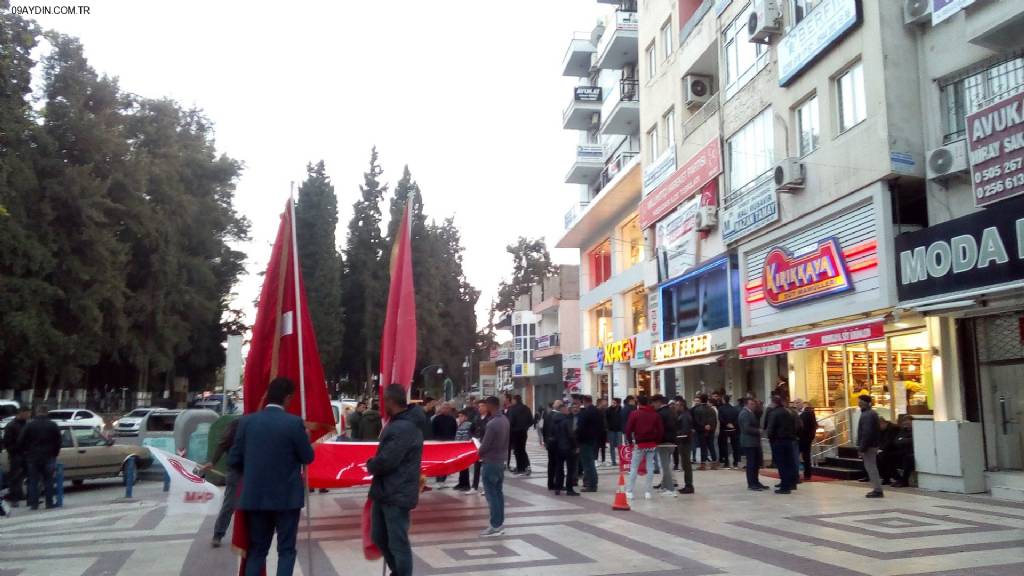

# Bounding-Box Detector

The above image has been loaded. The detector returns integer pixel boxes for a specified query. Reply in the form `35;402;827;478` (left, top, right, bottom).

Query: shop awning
738;318;885;359
645;354;723;371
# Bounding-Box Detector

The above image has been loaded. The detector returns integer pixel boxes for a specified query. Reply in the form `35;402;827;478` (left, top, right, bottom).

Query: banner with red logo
150;448;222;516
762;237;853;308
617;445;648;475
639;138;722;229
307;441;480;488
739;319;885;359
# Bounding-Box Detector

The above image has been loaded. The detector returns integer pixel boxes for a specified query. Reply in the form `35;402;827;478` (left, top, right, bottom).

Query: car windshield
48;411;75;420
72;427;106;447
125;409;151;418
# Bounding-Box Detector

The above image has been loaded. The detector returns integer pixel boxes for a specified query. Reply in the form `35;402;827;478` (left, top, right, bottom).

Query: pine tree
295;161;344;387
341;148;388;395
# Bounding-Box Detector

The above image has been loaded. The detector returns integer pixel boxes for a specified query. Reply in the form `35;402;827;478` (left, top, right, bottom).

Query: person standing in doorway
478;396;510;536
858;395;884;498
506;395;532;476
795;399;816;481
3;406;31;508
228;378;315;576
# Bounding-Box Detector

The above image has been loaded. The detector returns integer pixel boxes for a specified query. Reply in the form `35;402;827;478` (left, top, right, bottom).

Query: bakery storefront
648;255;743;398
736;186;924;422
895;196;1024;488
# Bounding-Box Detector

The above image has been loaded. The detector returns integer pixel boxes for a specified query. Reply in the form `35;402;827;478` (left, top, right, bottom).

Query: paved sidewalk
2;443;1023;575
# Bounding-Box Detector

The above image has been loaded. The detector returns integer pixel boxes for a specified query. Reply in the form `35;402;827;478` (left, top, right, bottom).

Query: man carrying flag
229;377;314;576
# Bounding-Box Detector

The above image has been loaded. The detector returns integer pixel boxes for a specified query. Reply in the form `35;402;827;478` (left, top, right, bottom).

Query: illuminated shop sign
599;336;637;368
653;333;712;362
762;237;853;308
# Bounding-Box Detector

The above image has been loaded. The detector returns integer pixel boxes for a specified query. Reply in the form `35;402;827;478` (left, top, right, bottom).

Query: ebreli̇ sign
966;91;1024;207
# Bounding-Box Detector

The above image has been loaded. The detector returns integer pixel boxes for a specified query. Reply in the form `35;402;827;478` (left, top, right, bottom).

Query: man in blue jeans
478;396;510;537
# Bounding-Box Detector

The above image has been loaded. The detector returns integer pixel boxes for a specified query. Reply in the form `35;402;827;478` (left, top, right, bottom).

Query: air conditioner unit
774;157;805;191
696;206;718;231
903;0;932;26
748;0;782;44
684;75;712;109
926;140;968;179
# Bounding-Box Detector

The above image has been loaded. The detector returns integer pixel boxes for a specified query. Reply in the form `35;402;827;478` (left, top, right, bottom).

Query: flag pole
289;189;315;575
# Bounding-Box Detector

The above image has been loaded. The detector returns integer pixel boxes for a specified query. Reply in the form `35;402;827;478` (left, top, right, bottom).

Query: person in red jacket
624;396;663;500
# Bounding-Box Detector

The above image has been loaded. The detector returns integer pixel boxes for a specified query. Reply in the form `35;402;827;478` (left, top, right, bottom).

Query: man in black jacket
431;403;458;488
674;397;695;494
576;396;603;491
765;396;798;494
717;395;740;469
368;384;425;576
506;395;533;476
3;406;30;507
542;400;563;490
795;399;816;481
653;395;678;496
606;398;622;468
691;394;718;469
18;405;63;510
551;402;579;496
857;394;883;498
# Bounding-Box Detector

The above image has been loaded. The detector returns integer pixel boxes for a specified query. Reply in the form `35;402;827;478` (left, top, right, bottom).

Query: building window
648;125;659;157
795;95;819;156
726;107;773;195
513;322;536;365
621;215;645;268
792;0;822;24
661;19;673;60
646;41;657;80
591;300;614;348
630;286;648;335
940;56;1024;143
723;3;768;98
589;239;613;289
664;108;676;148
837;61;866;134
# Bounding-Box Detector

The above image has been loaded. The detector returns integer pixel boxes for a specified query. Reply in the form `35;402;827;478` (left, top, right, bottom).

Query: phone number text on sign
966;92;1024;207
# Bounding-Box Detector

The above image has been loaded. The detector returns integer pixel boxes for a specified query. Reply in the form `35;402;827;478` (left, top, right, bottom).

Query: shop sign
778;0;861;87
932;0;975;26
653;333;712;363
537;334;552;349
895;195;1024;303
643;147;677;197
739;320;884;359
639;138;722;229
721;176;778;244
655;196;700;281
599;336;637;368
966;90;1024;207
574;86;602;102
648;291;660;342
563;368;581;393
763;237;853;308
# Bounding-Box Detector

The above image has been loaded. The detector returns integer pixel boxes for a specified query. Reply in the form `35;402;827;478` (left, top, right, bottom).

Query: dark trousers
245;508;301;576
213;470;239;538
580;443;598;489
743;446;761;488
771;440;799;490
546;445;558;489
6;456;25;502
458;461;482;489
718;431;740;466
697;432;717;462
676;438;693;488
799;442;813;480
371;501;413;576
25;457;55;509
553;449;577;491
510;429;530;472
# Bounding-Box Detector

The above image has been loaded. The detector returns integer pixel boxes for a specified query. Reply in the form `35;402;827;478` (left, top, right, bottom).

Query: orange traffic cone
612;471;630;511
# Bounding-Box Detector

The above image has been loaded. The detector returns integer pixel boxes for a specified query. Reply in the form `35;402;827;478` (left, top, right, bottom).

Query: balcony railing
564;202;590;229
681;91;720;140
562;86;603;127
537;333;561;350
619;78;639;102
602;148;638;185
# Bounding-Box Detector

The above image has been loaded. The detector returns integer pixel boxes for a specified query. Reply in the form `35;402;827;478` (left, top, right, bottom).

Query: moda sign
895;195;1024;303
763;237;853;307
967;91;1024;207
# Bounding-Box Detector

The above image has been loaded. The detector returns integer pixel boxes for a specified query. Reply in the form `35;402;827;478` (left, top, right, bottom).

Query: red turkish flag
233;198;335;574
378;200;418;413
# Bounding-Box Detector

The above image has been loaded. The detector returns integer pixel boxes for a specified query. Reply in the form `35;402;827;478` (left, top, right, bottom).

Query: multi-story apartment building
558;0;656;401
613;0;1024;499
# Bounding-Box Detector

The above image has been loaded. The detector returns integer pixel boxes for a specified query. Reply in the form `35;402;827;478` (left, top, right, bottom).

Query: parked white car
113;407;166;437
47;409;105;430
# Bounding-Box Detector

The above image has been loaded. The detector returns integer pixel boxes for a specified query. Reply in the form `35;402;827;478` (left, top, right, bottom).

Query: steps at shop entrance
812;446;866;480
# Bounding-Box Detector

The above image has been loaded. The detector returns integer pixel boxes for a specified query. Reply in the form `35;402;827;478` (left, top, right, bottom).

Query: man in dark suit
228;378;315;576
18;405;62;510
795;399;816;481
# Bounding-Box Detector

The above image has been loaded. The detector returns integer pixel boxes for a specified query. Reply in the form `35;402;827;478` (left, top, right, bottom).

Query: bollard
124;457;136;499
163;470;170;492
54;463;64;508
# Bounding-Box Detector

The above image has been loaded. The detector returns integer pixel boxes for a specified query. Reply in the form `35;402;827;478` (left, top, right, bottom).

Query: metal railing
564;202;590;229
601;149;638;185
619;78;639;102
810;406;858;464
682;91;720;140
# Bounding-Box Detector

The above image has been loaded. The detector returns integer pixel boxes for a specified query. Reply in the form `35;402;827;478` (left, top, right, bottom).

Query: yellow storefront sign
653;333;712;362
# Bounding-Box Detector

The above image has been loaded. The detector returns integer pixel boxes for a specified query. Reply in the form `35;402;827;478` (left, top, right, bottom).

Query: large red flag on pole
363;198;418;561
233;198;335;573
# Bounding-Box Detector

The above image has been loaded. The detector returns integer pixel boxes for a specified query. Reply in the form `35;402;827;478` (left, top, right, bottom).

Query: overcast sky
30;0;600;329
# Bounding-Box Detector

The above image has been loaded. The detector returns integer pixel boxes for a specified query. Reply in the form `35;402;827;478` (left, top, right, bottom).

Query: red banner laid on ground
307;441;479;488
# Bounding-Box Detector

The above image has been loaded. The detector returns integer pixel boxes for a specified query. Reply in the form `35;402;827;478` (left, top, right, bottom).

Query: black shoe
890;481;907;488
866;491;884;498
775;483;783;488
679;485;694;494
756;483;771;490
565;490;580;496
748;486;766;491
774;488;792;494
581;487;597;493
554;490;561;496
29;505;39;511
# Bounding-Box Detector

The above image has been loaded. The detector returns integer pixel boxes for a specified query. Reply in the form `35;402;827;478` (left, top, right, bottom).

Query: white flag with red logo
150;448;223;516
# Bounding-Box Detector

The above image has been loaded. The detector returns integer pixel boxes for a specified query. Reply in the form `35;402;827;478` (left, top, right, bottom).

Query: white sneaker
480;525;505;538
461;489;477;496
478;490;486;496
644;492;653;500
625;491;634;500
